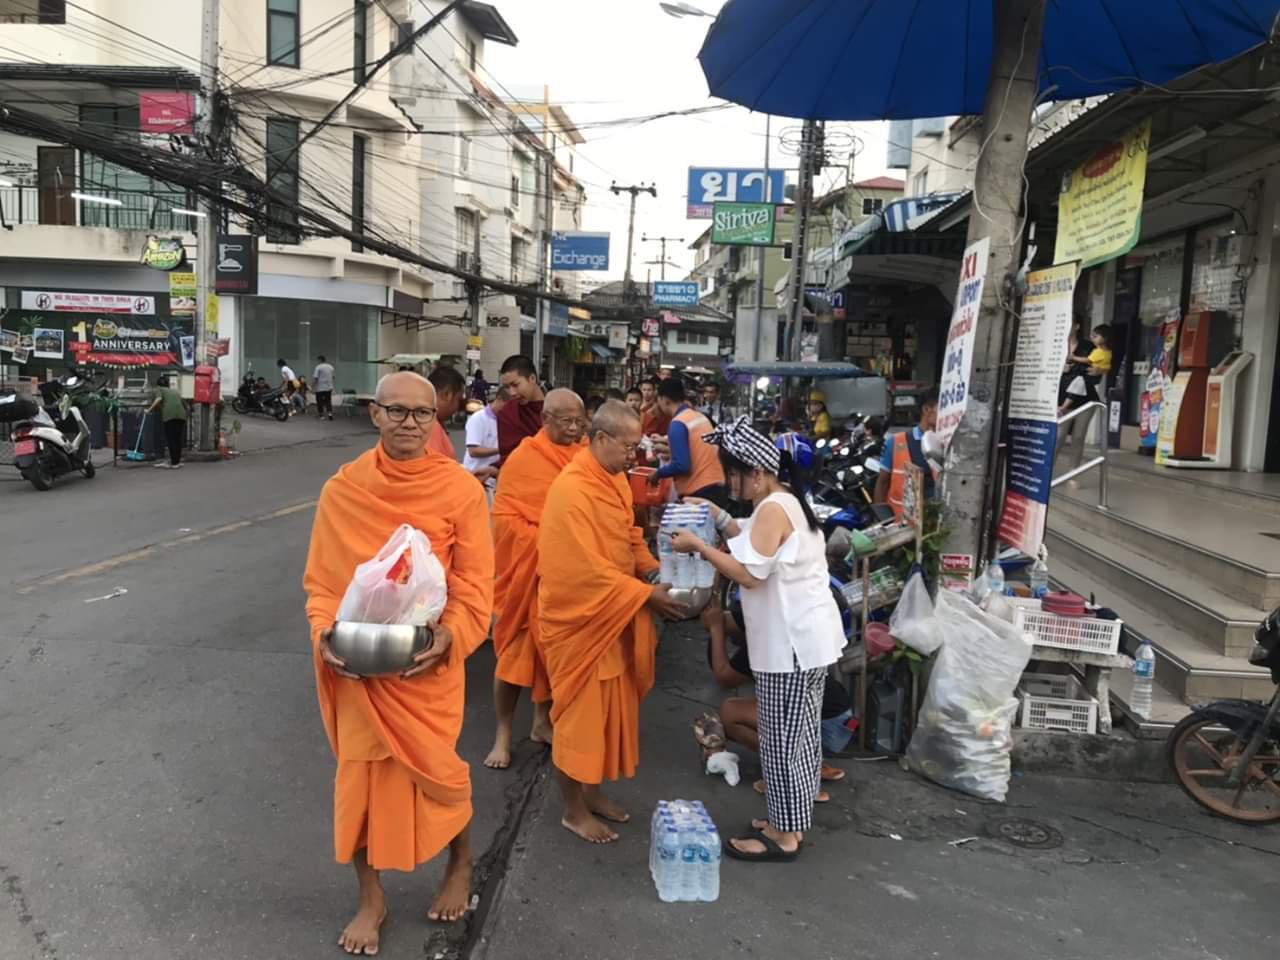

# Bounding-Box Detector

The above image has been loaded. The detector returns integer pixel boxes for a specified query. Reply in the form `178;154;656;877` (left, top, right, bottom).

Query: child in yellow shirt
1059;325;1113;415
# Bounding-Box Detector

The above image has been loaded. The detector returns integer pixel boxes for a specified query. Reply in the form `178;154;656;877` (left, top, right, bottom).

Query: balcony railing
0;185;194;231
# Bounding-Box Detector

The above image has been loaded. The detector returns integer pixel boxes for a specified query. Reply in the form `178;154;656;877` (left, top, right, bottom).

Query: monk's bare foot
426;856;473;923
560;813;618;844
483;732;512;770
530;702;553;745
583;789;630;824
338;903;386;955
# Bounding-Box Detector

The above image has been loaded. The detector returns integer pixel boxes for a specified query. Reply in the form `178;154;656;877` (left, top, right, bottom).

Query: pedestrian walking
277;358;301;417
313;355;336;420
462;385;511;495
147;374;188;469
469;369;490;401
671;415;843;862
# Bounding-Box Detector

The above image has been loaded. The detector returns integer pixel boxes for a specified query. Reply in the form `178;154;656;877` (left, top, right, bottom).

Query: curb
1011;728;1170;783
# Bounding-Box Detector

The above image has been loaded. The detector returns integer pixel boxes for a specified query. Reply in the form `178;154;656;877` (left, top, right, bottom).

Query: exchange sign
551;232;610;271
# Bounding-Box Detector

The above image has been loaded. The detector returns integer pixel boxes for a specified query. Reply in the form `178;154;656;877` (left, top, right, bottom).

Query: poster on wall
1139;314;1179;451
996;263;1078;556
21;291;154;314
169;271;196;317
0;329;17;352
1054;117;1151;269
935;236;991;450
81;317;193;368
179;336;196;368
32;327;65;359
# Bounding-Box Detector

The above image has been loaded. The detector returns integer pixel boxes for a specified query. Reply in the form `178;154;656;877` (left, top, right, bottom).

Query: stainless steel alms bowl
666;586;713;620
330;621;433;676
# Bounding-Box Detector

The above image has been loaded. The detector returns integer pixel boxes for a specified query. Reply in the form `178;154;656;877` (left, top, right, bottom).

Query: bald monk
303;371;494;955
426;365;466;459
537;400;688;843
483;389;589;770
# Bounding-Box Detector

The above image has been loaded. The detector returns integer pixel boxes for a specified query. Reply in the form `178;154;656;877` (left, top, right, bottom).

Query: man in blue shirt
650;377;729;506
875;388;938;518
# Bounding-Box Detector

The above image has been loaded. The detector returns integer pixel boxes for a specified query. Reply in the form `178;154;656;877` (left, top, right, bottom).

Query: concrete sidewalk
475;623;1277;960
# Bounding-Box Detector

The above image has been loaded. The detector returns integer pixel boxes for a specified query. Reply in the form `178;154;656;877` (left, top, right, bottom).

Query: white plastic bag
889;568;941;655
336;523;448;626
905;590;1032;801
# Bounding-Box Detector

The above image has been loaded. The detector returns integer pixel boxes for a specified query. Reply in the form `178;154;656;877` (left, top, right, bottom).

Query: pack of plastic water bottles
657;505;716;589
649;799;720;902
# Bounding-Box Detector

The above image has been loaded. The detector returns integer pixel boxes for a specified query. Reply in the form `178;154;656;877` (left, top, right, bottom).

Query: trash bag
905;589;1032;802
336;523;448;626
890;566;941;655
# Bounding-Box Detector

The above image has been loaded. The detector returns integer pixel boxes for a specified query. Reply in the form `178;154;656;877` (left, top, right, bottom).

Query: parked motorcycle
1168;608;1280;823
0;376;96;491
231;373;289;421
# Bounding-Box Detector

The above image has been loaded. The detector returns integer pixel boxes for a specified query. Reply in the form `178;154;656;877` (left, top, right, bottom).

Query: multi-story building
0;0;592;393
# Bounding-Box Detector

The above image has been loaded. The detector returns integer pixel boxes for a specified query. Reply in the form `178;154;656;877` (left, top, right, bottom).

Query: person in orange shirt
537;400;688;843
426;365;465;460
303;371;494;954
483;389;588;770
651;376;728;507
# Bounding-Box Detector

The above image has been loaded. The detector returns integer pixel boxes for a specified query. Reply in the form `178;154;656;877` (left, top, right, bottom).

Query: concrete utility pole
783;119;821;363
641;234;685;280
535;147;553;372
468;218;483;373
941;0;1047;568
752;114;772;361
611;181;656;300
194;0;219;452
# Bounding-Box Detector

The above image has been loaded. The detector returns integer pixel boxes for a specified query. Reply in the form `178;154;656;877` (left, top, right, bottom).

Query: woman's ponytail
777;449;819;532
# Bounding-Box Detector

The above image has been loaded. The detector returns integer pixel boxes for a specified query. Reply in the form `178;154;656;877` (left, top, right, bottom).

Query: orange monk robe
491;428;586;703
426;419;456;460
537;449;659;784
303;444;493;872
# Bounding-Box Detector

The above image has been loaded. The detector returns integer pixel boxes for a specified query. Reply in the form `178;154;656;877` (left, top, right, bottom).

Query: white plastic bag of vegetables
904;589;1032;801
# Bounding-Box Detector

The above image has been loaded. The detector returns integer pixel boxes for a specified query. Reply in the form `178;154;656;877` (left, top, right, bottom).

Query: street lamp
659;1;712;17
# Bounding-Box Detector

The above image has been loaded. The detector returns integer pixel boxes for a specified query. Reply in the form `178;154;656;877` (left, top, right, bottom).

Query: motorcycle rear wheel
271;401;289;422
232;397;249;415
23;459;53;491
1168;713;1280;823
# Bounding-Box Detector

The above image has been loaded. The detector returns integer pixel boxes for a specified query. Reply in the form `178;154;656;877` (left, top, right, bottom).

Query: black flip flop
723;828;800;863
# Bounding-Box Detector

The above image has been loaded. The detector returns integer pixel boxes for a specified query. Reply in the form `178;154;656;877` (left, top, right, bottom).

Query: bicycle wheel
1168;713;1280;824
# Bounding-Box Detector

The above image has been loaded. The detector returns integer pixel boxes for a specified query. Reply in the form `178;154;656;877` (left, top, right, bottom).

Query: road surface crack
2;866;58;958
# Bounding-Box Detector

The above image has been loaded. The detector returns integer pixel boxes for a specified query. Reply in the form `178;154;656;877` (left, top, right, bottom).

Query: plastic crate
1010;597;1122;656
1018;671;1099;734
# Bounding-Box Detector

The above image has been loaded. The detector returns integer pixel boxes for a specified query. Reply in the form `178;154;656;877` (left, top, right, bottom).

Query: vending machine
1164;350;1253;469
1157;310;1231;466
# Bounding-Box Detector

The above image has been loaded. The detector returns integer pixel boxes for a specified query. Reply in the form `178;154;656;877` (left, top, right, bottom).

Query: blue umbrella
698;0;1279;119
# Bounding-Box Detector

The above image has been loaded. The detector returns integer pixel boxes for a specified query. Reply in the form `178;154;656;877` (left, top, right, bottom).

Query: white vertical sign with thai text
935;237;990;450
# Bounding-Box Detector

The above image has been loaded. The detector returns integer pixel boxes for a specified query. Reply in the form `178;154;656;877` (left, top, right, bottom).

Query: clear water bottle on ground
1029;548;1049;599
696;827;721;901
1131;639;1156;719
656;826;680;901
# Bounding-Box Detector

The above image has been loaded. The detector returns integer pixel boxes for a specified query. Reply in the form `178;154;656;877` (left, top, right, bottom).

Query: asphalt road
0;418;535;960
2;419;1278;960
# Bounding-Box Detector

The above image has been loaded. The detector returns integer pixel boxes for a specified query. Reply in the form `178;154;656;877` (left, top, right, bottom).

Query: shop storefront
238;296;378;396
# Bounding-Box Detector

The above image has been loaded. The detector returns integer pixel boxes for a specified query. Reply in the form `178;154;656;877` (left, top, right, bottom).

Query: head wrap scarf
703;415;780;474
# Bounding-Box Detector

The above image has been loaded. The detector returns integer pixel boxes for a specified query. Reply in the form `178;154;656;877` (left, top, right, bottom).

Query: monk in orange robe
537;400;688;843
425;365;465;459
303;371;494;955
483;389;588;770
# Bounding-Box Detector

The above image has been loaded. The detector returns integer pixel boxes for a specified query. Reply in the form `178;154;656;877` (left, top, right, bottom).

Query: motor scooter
0;375;96;491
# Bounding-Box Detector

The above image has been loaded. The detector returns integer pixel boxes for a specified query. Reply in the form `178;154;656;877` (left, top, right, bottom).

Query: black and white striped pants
755;665;825;833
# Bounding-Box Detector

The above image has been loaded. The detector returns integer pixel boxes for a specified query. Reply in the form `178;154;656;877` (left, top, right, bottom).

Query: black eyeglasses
374;402;436;424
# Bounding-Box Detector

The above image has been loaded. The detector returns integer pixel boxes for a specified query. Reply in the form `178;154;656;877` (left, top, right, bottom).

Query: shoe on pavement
154;462;170;469
171;462;183;470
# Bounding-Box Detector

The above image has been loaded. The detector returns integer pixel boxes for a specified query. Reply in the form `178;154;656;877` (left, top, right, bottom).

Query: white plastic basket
1018;671;1099;734
1010;597;1122;656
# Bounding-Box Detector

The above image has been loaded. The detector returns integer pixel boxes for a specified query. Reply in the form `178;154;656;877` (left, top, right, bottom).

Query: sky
485;0;896;284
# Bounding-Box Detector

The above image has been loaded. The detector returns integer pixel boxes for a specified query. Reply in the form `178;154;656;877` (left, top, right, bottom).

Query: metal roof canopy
724;361;869;379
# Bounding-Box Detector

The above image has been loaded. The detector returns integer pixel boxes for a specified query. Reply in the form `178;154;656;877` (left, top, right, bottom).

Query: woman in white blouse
672;416;844;862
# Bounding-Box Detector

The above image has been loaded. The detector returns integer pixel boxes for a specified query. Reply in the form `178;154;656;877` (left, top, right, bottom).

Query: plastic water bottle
658;531;676;584
697;827;720;901
656;826;680;901
1029;548;1049;599
1131;639;1156;719
986;561;1006;597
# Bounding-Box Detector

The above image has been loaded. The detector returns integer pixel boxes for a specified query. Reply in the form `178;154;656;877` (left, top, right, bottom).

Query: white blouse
727;491;845;674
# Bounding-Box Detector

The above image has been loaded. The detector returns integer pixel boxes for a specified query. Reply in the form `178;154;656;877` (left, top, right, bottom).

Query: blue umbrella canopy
698;0;1280;119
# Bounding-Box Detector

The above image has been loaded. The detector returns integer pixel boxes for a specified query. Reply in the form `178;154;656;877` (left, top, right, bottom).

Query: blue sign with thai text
551;232;610;271
687;167;786;218
653;281;700;307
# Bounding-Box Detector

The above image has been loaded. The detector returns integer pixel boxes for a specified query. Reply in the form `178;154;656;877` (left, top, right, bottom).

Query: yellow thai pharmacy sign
1053;118;1151;269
